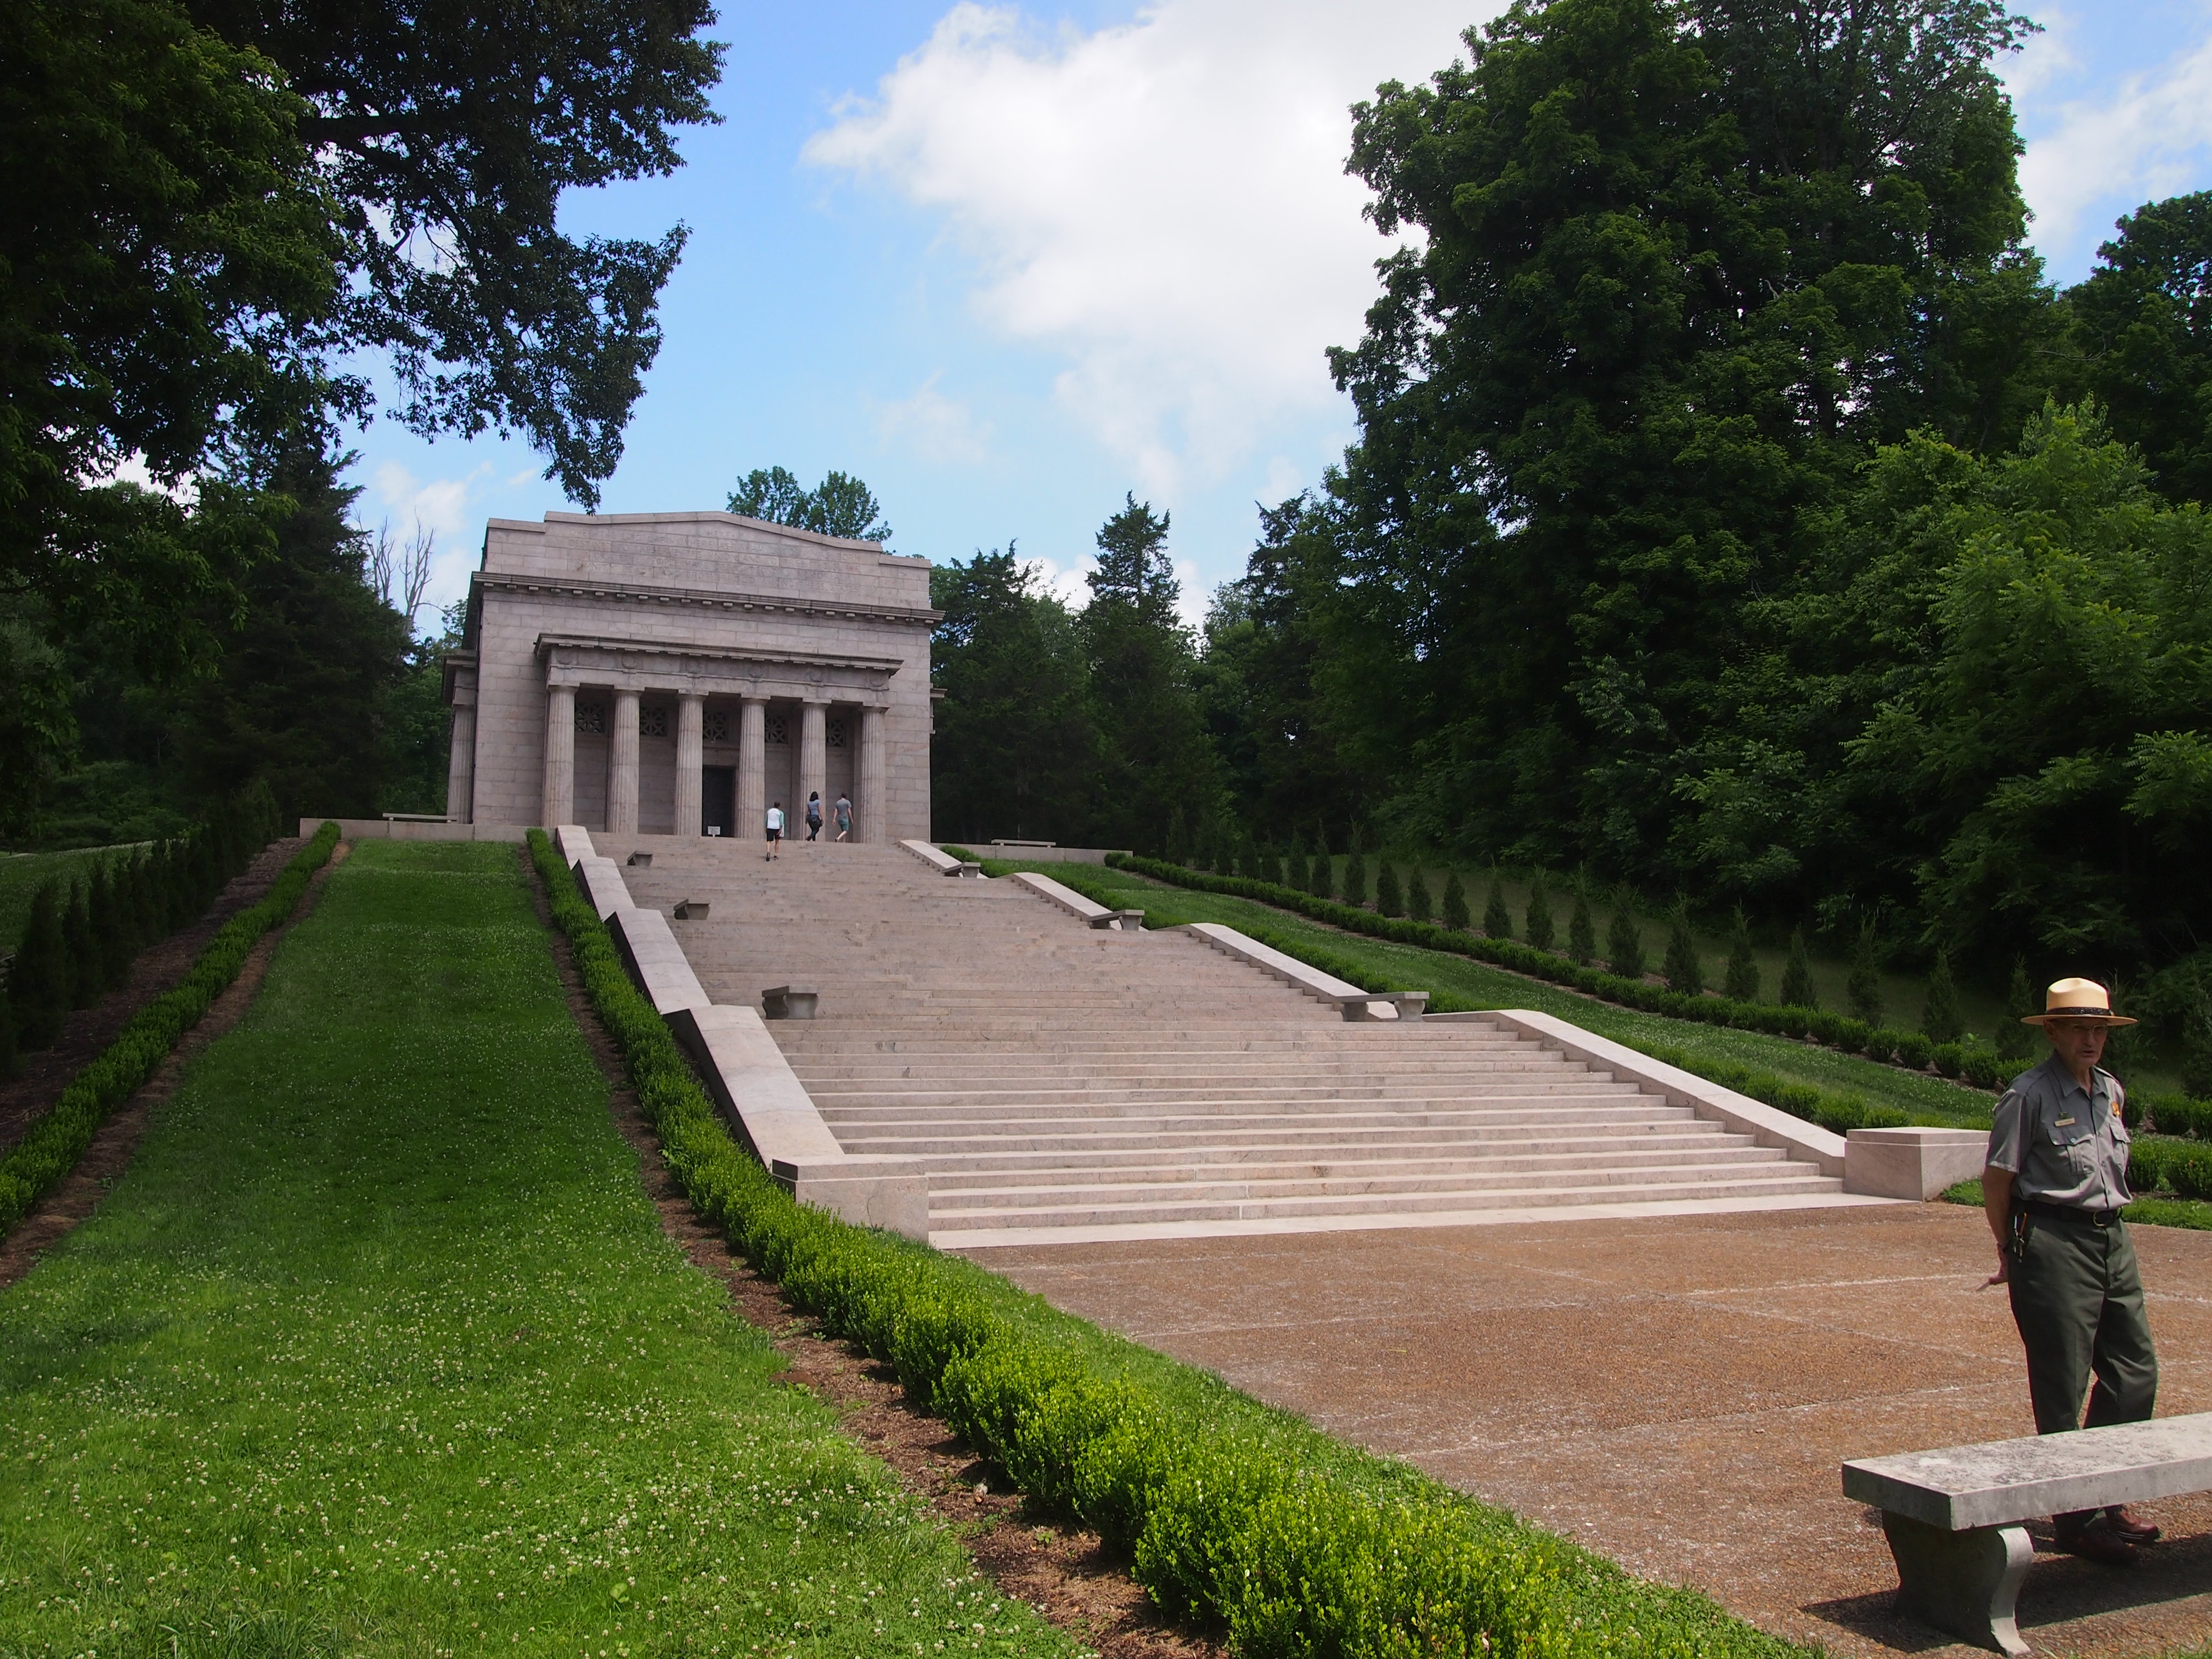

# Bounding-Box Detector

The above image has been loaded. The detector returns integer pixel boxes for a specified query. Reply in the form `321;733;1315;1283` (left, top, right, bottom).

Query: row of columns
540;687;886;843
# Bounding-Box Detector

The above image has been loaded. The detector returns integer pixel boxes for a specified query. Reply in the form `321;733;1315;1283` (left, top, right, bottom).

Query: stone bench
1006;870;1143;930
1180;923;1428;1021
1843;1413;2212;1654
762;984;819;1020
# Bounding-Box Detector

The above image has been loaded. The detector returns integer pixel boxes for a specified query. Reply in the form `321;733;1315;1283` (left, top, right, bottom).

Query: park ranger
1983;977;2160;1565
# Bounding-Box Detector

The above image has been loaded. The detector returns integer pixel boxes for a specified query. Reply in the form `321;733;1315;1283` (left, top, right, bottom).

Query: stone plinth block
670;1004;927;1240
1844;1126;1990;1199
608;905;710;1016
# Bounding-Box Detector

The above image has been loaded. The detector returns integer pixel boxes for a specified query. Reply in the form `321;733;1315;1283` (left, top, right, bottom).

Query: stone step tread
924;1172;1847;1228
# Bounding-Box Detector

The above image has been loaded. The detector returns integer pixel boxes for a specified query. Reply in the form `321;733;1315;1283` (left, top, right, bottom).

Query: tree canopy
728;466;894;542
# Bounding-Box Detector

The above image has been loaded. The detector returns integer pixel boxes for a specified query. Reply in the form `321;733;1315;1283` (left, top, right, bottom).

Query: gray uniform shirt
1987;1051;2133;1210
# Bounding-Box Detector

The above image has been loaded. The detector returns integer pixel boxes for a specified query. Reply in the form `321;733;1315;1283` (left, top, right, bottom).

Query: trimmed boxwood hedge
1109;854;2014;1091
524;830;1810;1659
0;821;341;1239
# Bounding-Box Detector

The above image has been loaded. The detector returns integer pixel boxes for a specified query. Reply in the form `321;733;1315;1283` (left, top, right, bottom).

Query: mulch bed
0;836;310;1164
0;841;347;1290
523;845;1218;1659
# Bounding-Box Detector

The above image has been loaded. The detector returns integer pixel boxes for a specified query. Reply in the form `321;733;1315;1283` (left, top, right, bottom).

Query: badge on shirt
2056;1116;2076;1127
2114;1099;2124;1119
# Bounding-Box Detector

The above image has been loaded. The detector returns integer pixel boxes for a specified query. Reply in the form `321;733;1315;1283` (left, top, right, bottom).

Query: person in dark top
1983;977;2158;1564
805;791;823;841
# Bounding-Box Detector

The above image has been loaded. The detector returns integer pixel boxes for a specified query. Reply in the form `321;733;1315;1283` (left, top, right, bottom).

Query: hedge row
2140;1093;2212;1139
1109;854;2014;1090
0;821;340;1239
524;830;1806;1659
4;779;286;1069
2129;1136;2212;1202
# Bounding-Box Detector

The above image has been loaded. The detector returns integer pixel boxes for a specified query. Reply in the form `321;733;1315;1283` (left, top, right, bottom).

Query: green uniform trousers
2007;1212;2158;1521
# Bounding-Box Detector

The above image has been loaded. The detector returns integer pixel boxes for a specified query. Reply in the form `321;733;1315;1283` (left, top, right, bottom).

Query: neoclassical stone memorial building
441;511;936;842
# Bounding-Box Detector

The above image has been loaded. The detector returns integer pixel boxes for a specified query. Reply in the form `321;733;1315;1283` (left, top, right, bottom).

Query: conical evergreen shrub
1342;855;1368;907
1375;862;1403;918
1407;867;1433;924
1263;846;1285;887
1847;925;1885;1026
1723;909;1760;1003
1922;949;1966;1043
1780;927;1818;1009
1286;833;1308;892
1525;876;1555;951
1663;905;1704;996
1606;894;1645;979
63;882;99;1009
2181;994;2212;1099
1567;885;1596;964
1441;871;1469;930
9;883;69;1049
1482;874;1512;939
0;988;16;1081
1165;810;1190;867
1997;957;2037;1059
89;862;132;992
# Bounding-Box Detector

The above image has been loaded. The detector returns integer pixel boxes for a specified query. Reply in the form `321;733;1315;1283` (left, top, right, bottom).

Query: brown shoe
2056;1516;2140;1566
2106;1506;2162;1544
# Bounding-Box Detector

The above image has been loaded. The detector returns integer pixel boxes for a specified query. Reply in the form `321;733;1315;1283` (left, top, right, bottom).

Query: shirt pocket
2046;1108;2095;1169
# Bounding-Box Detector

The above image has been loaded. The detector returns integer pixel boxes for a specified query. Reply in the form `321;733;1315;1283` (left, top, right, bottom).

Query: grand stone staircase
611;838;1848;1244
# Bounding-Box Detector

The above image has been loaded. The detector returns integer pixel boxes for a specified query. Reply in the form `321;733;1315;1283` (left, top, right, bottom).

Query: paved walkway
965;1203;2212;1657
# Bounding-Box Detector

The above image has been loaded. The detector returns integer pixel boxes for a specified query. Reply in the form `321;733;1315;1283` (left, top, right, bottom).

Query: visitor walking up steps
834;792;853;842
765;802;783;861
1982;977;2161;1565
806;792;823;841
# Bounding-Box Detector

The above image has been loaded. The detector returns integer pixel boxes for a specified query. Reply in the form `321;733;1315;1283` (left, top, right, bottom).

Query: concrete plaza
968;1203;2212;1656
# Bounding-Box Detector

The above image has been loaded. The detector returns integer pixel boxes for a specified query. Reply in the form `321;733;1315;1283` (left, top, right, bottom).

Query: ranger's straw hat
2022;977;2137;1027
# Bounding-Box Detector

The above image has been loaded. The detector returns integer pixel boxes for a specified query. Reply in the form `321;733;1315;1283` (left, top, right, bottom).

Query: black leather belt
2023;1199;2124;1228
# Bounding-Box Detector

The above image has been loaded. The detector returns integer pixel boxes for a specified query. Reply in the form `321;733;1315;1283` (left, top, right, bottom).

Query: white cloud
368;461;492;629
1261;455;1304;505
1997;5;2079;104
2017;27;2212;262
806;0;1482;497
1014;550;1208;632
871;375;995;464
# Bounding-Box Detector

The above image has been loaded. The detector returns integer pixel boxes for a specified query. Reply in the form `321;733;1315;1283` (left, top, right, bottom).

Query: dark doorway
702;766;736;838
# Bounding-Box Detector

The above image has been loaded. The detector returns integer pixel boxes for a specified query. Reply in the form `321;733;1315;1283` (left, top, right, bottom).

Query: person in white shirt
765;801;783;861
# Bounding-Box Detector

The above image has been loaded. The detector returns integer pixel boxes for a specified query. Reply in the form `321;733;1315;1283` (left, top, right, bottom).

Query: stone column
608;688;641;834
859;706;887;845
799;700;828;836
737;696;766;836
541;684;575;828
674;692;703;837
445;701;476;825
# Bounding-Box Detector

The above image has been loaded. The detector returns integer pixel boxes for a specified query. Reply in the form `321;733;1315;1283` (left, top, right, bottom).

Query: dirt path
523;846;1216;1659
966;1212;2212;1658
0;842;349;1289
0;837;309;1161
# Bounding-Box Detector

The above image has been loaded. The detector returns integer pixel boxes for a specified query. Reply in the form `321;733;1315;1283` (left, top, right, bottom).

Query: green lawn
0;845;142;955
984;856;2000;1129
0;840;1078;1659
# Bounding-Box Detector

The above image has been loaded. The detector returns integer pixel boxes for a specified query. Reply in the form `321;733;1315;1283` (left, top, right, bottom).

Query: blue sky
350;1;2212;634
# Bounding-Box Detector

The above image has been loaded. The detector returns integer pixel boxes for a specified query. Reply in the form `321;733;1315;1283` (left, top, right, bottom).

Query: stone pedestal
541;685;575;829
1880;1513;2032;1656
1845;1127;1991;1199
674;692;703;836
608;689;641;834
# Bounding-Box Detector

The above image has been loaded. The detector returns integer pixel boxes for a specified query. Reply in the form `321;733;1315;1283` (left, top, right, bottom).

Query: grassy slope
979;857;1999;1129
0;841;1076;1659
0;845;138;955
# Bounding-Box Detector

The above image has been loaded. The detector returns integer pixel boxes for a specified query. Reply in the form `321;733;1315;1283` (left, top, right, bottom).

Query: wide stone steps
600;837;1848;1240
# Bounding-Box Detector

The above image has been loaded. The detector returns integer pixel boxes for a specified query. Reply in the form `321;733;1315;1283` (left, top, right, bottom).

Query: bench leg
1880;1512;2032;1657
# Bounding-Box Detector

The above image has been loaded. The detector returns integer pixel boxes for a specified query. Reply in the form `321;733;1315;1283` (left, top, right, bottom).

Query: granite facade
444;511;936;843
